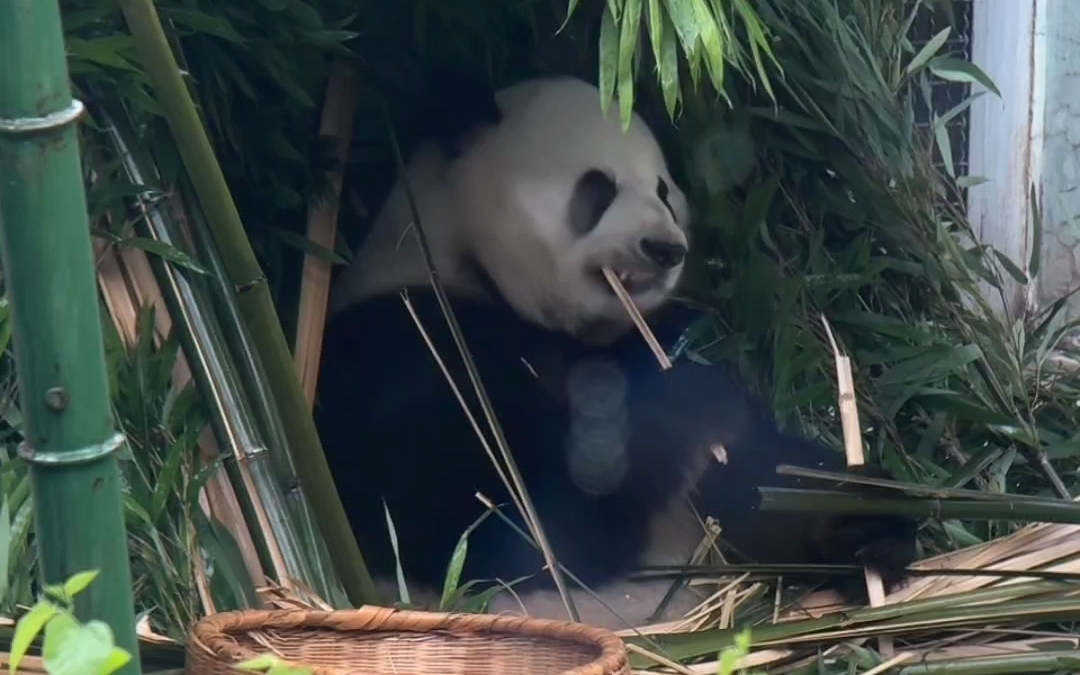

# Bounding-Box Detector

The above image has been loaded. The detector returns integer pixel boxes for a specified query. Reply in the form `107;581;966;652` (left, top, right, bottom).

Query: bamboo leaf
876;344;983;388
957;174;989;188
645;0;663;76
559;0;583;32
0;494;10;604
119;237;210;276
662;0;700;59
65;36;142;73
904;26;950;76
732;0;778;101
160;8;246;43
193;509;260;610
929;55;1002;96
993;249;1029;285
439;536;468;610
658;10;681;119
617;0;642;130
689;0;726;92
598;4;619;116
933;113;955;177
382;502;411;606
742;171;781;232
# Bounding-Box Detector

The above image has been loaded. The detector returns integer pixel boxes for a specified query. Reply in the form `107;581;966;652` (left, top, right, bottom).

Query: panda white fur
316;73;918;629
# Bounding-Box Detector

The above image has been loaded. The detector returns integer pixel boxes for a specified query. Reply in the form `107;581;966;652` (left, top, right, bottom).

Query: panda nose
640;238;687;268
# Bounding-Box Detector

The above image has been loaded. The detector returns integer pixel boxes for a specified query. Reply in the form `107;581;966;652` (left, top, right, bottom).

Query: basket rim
188;606;629;675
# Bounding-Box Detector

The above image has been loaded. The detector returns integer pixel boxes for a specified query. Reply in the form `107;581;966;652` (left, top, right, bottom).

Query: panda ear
420;64;502;159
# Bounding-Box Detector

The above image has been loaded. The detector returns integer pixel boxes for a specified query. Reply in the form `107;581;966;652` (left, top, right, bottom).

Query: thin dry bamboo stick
820;315;893;656
602;268;671;369
294;60;359;409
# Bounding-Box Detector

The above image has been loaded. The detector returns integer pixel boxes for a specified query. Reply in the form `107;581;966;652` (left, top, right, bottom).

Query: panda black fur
316;73;918;629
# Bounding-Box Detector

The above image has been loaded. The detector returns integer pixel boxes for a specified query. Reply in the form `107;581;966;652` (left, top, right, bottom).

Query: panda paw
814;464;920;598
824;512;919;592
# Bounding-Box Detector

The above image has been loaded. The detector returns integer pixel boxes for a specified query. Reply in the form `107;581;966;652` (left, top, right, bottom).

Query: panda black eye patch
568;169;618;235
657;176;677;222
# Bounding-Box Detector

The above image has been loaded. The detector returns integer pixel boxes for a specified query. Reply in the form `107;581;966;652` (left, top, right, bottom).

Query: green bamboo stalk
774;464;1070;504
0;1;141;673
759;487;1080;523
177;182;351;609
896;650;1080;675
115;0;378;605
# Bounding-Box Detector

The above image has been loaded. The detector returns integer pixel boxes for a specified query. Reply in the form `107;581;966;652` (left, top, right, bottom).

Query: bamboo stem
759;488;1080;523
0;1;141;671
116;0;378;606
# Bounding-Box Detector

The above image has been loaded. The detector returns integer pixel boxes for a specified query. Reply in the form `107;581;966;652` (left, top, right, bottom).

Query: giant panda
315;72;919;629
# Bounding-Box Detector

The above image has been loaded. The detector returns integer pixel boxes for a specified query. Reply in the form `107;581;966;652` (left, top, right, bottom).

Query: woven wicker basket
186;607;631;675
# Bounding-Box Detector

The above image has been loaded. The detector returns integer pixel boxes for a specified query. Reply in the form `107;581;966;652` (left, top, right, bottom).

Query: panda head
337;75;692;345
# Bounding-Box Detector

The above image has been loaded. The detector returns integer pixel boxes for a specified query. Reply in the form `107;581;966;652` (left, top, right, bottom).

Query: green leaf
193;510;261;610
382;502;411;606
742;171;781;232
161;8;246;43
689;0;726;92
662;0;699;59
98;647;134;675
598;4;619;116
119;237;210;276
560;0;583;32
929;56;1001;96
66;36;142;74
645;0;664;74
994;249;1029;285
617;0;643;130
41;612;80;662
150;435;188;524
957;174;989;188
439;537;468;610
732;0;778;101
10;601;58;674
876;344;984;388
237;655;286;671
933;113;955;178
658;10;681;119
44;617;131;675
61;570;100;600
0;492;10;604
438;509;493;610
904;26;950;76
